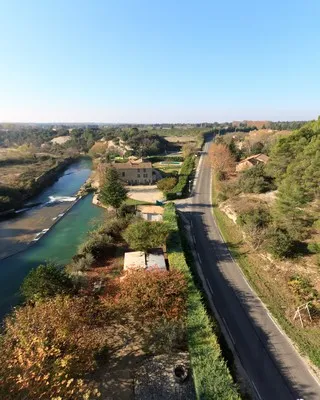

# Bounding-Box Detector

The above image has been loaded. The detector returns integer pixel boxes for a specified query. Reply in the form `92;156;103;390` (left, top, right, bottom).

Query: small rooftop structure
236;153;269;172
137;205;164;221
124;249;166;272
146;249;167;270
124;251;146;271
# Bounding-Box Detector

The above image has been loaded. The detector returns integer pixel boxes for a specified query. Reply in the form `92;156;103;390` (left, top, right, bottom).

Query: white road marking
222;317;235;345
205;278;214;295
197;252;202;265
251;380;262;400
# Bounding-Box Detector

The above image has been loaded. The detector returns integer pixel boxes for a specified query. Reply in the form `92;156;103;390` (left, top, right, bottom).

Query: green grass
212;174;320;368
124;198;151;206
164;203;240;400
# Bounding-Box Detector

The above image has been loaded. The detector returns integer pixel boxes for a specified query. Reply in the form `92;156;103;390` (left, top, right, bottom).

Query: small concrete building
124;249;166;272
123;251;146;271
113;161;155;185
137;205;164;221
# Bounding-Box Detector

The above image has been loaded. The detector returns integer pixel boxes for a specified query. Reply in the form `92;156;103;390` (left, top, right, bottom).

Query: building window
137;174;140;178
143;173;148;178
137;168;140;172
143;168;146;172
122;172;125;177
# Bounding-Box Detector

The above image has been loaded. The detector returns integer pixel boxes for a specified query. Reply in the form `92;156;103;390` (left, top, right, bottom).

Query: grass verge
212;173;320;369
164;203;240;399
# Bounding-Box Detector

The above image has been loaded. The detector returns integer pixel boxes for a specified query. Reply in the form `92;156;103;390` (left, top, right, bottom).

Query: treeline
267;121;308;130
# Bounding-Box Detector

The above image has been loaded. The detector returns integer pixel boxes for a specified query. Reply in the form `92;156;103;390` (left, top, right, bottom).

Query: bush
117;269;187;324
123;220;169;251
238;208;271;250
67;253;95;274
0;296;107;400
78;232;113;258
288;275;318;302
157;177;177;192
238;207;271;228
307;242;320;254
266;227;295;258
21;263;73;302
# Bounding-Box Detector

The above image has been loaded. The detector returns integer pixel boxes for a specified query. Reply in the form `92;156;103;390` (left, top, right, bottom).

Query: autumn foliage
0;269;187;399
114;269;187;323
0;296;107;400
209;143;235;178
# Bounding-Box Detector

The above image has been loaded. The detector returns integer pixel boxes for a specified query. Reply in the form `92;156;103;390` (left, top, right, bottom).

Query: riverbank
0;159;93;260
0;153;79;216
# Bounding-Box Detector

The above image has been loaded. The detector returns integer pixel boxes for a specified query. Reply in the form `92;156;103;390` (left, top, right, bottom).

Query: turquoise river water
0;158;105;320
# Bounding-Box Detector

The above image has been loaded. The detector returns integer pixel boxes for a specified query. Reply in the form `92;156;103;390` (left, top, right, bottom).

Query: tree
238;164;275;193
20;263;73;302
265;227;295;258
157;177;177;192
209;143;235;179
0;296;106;400
99;167;127;210
123;220;169;251
182;142;197;158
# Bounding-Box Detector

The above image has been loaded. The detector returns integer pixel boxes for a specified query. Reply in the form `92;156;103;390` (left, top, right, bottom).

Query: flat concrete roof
124;251;146;270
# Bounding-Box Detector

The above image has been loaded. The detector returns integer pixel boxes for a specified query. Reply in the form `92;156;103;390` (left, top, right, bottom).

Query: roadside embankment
163;203;240;399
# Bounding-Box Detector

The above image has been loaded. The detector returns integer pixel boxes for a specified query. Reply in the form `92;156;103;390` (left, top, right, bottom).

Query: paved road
177;139;320;400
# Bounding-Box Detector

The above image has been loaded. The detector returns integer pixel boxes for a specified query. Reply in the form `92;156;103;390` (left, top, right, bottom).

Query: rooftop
136;205;164;215
124;249;166;271
238;153;269;165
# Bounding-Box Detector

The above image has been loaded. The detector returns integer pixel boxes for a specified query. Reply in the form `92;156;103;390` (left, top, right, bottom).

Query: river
0;158;105;320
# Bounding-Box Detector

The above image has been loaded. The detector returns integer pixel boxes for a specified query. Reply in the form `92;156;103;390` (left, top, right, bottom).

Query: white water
46;195;77;205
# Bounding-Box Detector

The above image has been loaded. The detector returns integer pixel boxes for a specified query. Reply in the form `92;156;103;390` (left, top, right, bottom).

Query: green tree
21;263;73;302
265;228;295;258
99;167;127;210
157;177;177;192
238;164;275;193
123;220;169;251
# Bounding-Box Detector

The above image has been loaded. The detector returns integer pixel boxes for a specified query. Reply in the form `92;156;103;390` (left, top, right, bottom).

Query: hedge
146;155;184;163
163;203;240;399
166;155;195;200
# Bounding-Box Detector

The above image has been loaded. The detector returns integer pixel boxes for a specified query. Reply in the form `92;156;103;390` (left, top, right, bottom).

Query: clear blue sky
0;0;319;123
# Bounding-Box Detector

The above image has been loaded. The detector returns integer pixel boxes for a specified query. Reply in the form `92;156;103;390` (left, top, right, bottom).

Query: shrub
117;269;187;324
78;232;113;258
288;275;319;302
0;296;107;400
238;207;271;228
20;263;73;302
307;242;320;254
238;164;275;193
67;253;95;274
238;208;271;250
265;227;295;258
157;177;177;192
123;220;169;251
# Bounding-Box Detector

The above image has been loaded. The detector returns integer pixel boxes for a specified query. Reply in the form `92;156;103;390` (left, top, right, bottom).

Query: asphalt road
177;139;320;400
